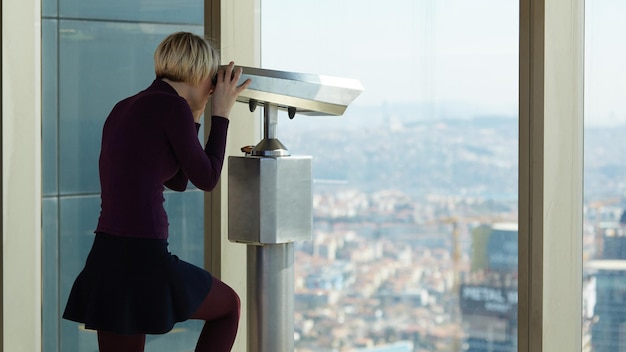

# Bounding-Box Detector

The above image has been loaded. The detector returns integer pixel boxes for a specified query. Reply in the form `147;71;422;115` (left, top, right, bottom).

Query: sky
260;0;626;126
585;0;626;126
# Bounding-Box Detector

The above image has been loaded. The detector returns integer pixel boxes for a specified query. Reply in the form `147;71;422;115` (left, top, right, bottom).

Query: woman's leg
191;275;241;352
97;330;146;352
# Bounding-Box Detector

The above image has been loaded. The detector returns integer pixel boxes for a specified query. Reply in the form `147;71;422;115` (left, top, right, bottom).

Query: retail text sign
460;284;518;318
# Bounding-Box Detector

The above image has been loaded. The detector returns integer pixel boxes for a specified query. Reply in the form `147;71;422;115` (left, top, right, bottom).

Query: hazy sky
585;0;626;126
261;0;626;126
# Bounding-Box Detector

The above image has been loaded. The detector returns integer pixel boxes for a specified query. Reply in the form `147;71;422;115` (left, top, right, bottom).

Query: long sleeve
163;123;201;191
96;80;230;239
162;114;229;192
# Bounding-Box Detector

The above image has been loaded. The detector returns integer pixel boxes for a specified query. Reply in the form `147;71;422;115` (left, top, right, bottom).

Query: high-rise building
587;219;626;352
600;222;626;260
587;260;626;352
461;223;518;352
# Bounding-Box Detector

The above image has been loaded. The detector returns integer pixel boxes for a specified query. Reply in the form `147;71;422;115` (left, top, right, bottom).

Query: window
41;1;206;351
262;1;519;350
583;1;626;351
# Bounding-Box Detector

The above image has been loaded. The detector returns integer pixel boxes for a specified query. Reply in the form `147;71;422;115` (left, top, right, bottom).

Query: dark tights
97;276;240;352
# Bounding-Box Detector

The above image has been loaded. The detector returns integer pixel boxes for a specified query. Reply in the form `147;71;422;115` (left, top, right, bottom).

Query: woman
63;31;251;352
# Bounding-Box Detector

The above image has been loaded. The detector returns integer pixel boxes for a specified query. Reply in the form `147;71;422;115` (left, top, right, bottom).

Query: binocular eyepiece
211;67;236;87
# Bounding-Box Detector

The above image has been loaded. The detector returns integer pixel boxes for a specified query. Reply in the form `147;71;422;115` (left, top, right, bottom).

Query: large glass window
42;2;207;351
583;1;626;351
262;1;519;351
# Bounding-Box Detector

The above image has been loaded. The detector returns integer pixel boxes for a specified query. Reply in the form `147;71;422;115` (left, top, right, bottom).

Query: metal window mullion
519;0;584;351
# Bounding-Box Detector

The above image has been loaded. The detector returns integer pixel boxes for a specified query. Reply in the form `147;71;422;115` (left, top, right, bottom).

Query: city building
586;260;626;352
584;218;626;352
461;223;518;352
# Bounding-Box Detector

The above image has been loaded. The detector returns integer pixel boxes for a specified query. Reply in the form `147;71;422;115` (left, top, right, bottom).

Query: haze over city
262;0;626;127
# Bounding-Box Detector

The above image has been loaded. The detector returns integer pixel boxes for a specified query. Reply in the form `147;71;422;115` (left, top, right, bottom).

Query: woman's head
154;32;219;86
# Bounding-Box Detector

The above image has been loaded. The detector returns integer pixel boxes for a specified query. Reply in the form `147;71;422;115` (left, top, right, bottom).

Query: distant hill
275;103;625;202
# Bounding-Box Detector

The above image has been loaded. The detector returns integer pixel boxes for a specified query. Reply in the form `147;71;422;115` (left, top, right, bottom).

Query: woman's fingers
210;62;251;118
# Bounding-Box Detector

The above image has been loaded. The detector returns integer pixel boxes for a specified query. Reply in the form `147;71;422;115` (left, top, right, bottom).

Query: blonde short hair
154;32;219;86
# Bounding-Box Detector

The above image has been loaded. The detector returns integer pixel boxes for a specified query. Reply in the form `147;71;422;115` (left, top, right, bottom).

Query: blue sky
261;0;626;126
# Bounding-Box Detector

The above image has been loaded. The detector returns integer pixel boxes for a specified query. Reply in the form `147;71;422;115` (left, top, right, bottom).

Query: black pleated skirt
63;232;212;335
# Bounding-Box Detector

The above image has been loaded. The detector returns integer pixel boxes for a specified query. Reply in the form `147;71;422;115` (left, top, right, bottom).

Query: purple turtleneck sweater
95;79;229;239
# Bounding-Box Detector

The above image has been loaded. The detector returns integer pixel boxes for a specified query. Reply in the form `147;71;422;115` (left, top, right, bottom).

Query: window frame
204;1;261;350
518;0;583;351
219;0;585;351
2;0;43;351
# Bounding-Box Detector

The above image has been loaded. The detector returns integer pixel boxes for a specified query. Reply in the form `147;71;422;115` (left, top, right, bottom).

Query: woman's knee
232;288;241;317
220;281;241;319
192;277;241;320
230;285;241;309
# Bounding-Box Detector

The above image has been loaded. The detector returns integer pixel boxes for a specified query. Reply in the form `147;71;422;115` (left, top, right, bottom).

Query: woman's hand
210;61;252;119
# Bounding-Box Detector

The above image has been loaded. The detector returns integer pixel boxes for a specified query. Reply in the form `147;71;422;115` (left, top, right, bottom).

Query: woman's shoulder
134;81;190;113
142;80;186;103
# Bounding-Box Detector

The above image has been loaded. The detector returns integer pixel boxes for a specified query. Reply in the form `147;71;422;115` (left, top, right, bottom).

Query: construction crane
427;215;514;352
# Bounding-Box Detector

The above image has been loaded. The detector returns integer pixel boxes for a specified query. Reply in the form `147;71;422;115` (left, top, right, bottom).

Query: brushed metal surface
247;243;295;352
228;156;313;245
236;66;363;116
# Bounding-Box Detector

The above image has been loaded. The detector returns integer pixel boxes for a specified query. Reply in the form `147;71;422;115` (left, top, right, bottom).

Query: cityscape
276;110;626;352
259;1;626;350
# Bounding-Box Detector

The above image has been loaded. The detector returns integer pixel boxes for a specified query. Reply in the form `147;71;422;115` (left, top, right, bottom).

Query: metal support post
247;243;294;352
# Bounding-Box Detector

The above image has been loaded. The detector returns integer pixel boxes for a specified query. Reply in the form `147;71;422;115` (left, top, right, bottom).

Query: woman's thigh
190;275;240;321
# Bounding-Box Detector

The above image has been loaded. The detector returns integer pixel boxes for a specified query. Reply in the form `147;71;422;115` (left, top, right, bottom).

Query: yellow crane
426;214;517;352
